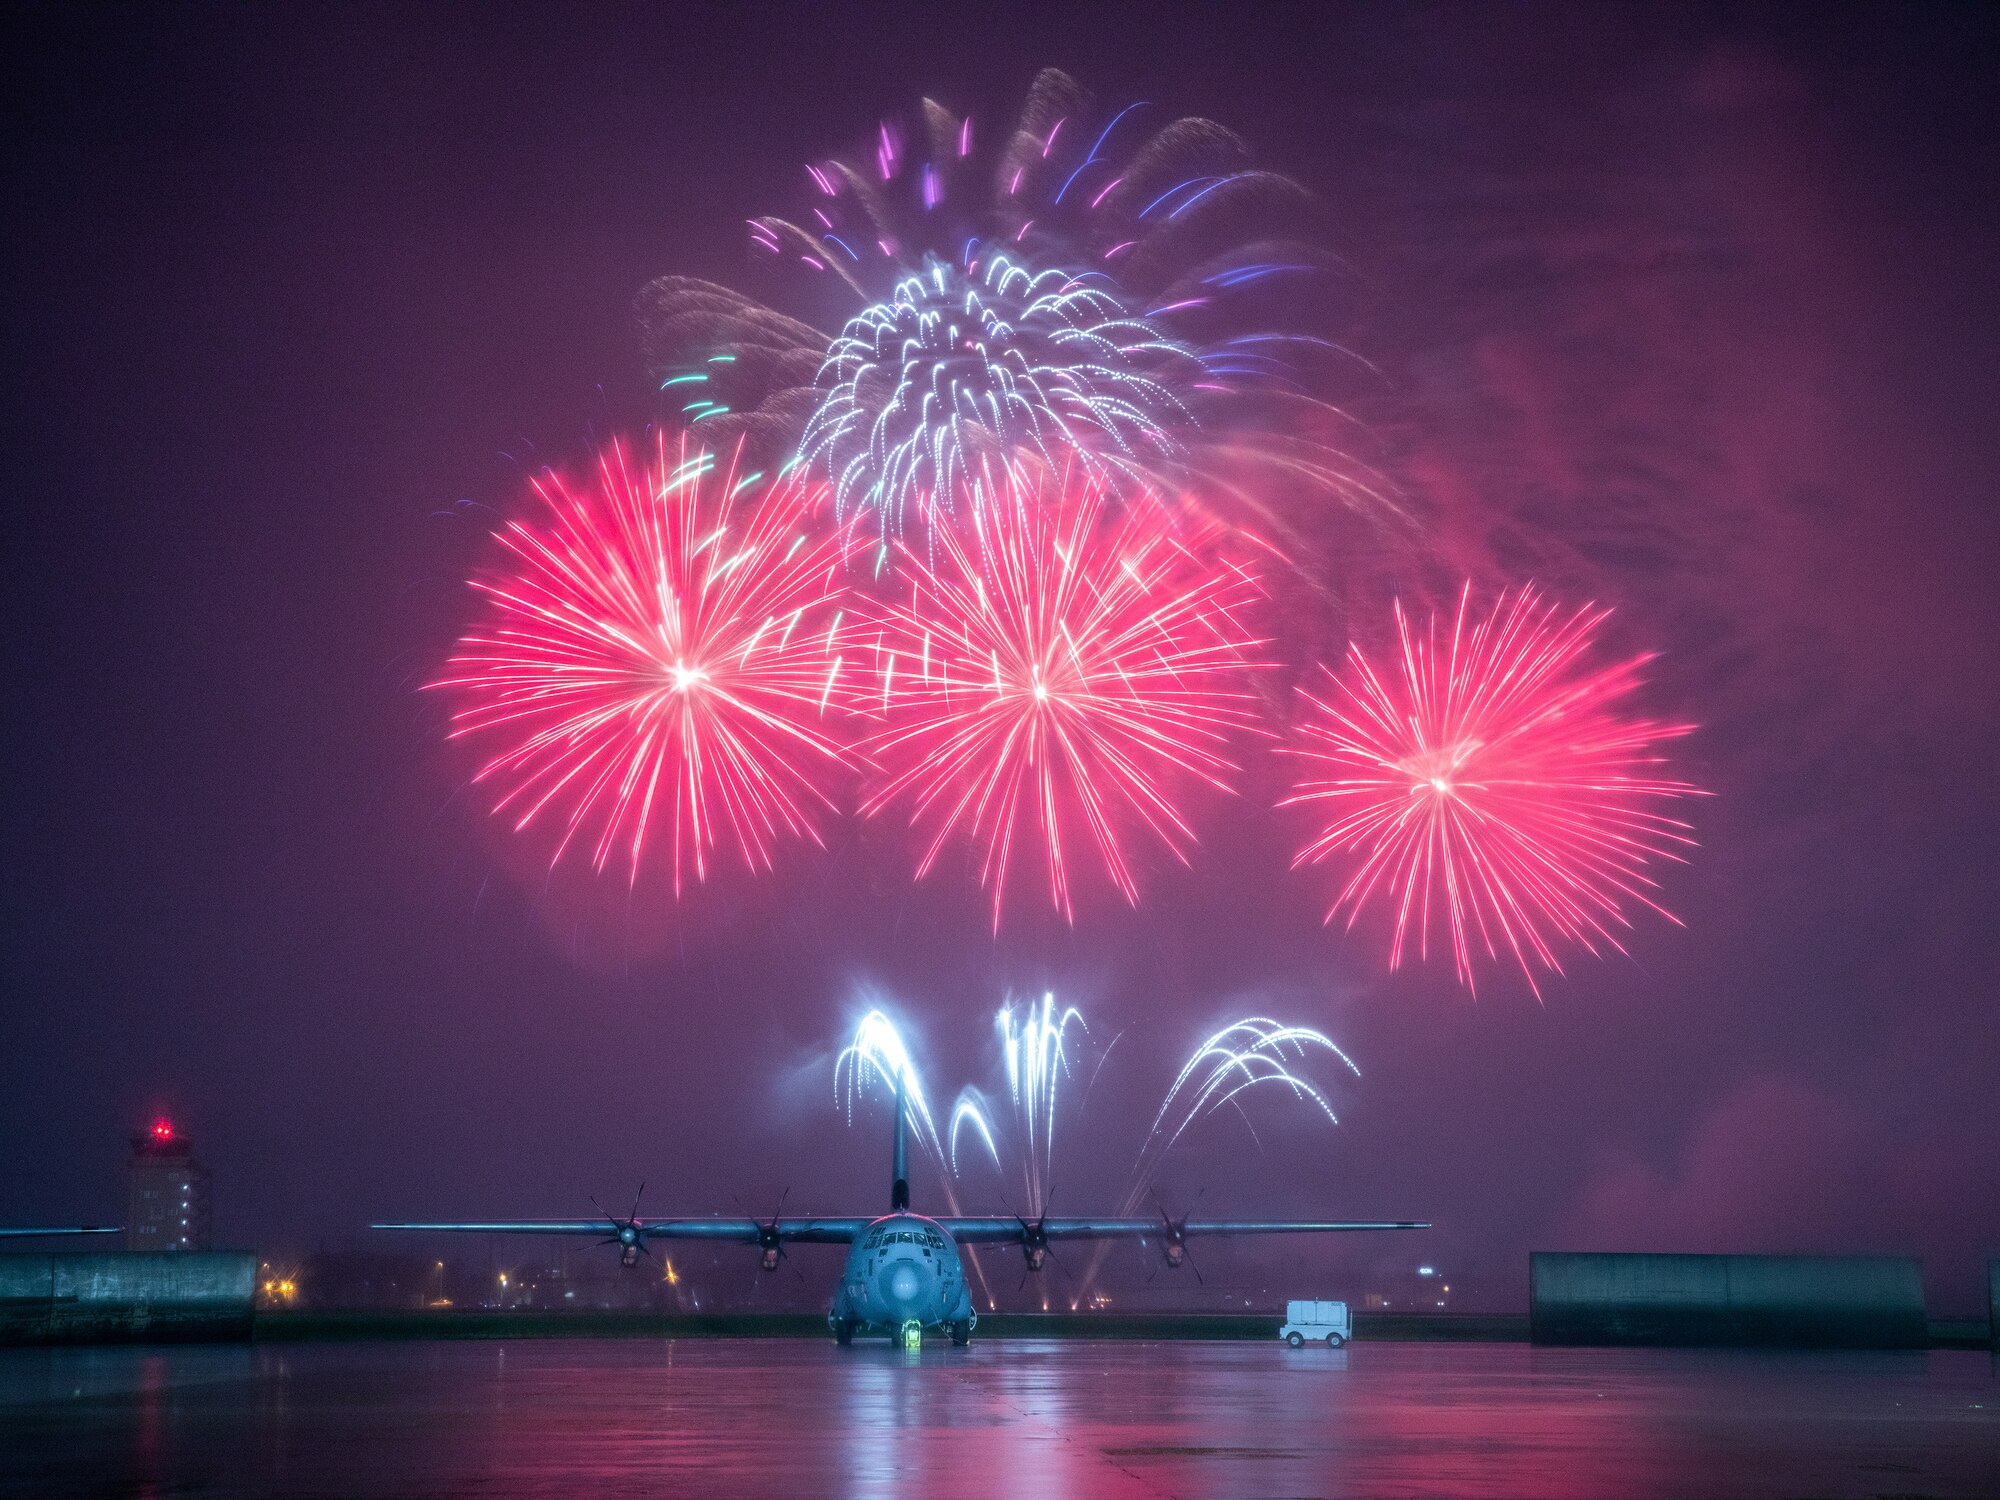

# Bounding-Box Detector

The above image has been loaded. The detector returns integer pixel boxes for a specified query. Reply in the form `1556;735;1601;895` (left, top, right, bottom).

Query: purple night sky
4;3;1995;1311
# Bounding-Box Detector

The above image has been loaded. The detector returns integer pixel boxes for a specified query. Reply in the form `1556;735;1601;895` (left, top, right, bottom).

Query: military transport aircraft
374;1078;1427;1346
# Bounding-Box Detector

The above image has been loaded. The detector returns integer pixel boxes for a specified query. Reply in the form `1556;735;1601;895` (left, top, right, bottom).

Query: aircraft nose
884;1262;923;1307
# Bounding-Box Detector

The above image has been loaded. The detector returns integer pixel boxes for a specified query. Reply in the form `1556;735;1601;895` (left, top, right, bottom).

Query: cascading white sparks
999;993;1087;1214
832;1001;1358;1311
1126;1017;1360;1210
947;1092;1001;1177
837;1002;1351;1218
833;1008;945;1167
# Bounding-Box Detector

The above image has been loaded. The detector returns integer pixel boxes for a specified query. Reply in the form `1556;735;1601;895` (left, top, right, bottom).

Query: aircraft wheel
833;1319;855;1347
1326;1332;1346;1349
949;1320;971;1347
1286;1331;1305;1348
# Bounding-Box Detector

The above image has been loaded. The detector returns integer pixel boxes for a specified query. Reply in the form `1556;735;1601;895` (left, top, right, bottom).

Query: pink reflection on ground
1;1340;1994;1499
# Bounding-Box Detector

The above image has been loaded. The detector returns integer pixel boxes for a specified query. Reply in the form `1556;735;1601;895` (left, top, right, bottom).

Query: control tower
125;1119;212;1252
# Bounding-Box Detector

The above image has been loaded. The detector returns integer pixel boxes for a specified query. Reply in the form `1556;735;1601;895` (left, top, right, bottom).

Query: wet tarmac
1;1338;1995;1498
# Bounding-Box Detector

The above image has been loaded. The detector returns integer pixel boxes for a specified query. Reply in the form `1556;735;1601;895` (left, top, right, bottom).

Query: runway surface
2;1338;1995;1498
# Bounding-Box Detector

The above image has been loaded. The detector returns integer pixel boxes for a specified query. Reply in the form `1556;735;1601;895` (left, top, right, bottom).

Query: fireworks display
942;994;1092;1214
434;435;862;893
1142;1019;1353;1154
801;252;1195;529
438;67;1703;1002
837;998;1350;1219
635;69;1375;538
1284;586;1701;995
862;467;1269;924
834;1007;946;1160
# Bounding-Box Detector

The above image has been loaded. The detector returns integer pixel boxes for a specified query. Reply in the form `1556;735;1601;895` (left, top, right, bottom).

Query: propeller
592;1183;651;1269
1148;1191;1204;1285
1011;1196;1062;1292
735;1188;803;1280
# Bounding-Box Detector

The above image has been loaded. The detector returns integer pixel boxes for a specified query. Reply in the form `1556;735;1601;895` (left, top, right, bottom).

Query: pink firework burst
434;434;863;893
1283;585;1701;996
864;472;1269;924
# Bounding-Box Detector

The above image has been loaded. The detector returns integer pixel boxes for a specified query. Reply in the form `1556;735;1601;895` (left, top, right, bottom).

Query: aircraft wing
640;1218;872;1245
0;1226;121;1238
371;1218;872;1244
937;1218;1430;1243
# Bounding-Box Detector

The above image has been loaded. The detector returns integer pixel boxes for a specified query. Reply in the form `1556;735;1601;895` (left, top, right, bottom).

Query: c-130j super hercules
375;1073;1428;1346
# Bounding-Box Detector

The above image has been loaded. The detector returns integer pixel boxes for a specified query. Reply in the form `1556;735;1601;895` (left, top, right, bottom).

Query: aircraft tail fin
891;1065;910;1212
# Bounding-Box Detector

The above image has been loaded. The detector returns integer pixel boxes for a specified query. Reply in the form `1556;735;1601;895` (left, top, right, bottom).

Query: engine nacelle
1162;1240;1186;1269
620;1243;640;1269
1024;1245;1047;1272
760;1245;782;1272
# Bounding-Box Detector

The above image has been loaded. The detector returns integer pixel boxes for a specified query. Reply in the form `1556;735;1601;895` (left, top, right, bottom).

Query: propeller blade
628;1182;646;1225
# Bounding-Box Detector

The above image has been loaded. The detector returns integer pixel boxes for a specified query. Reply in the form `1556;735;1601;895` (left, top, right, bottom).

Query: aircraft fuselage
828;1212;975;1343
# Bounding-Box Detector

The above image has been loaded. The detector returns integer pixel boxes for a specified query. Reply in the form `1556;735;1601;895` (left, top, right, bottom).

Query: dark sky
5;3;1997;1311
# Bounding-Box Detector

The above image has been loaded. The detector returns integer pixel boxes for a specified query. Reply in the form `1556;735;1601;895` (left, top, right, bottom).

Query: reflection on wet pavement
1;1339;1995;1498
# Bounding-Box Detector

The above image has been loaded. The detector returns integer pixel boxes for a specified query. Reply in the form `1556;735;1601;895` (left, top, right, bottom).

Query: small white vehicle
1280;1299;1351;1348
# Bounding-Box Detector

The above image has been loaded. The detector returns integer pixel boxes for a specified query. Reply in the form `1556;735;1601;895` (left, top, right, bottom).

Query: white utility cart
1280;1299;1351;1348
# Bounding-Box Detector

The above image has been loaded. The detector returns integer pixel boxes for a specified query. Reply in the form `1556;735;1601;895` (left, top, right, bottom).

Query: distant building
1364;1261;1454;1312
125;1119;211;1252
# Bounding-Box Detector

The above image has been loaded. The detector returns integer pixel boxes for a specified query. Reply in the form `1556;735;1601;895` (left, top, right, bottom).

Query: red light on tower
151;1118;174;1141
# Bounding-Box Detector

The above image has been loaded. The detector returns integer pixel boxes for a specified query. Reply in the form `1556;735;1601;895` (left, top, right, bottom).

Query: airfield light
1419;1266;1435;1277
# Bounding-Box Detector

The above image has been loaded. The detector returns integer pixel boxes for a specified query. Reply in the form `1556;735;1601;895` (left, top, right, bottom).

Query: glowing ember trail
434;434;863;893
863;470;1269;924
1284;585;1701;995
